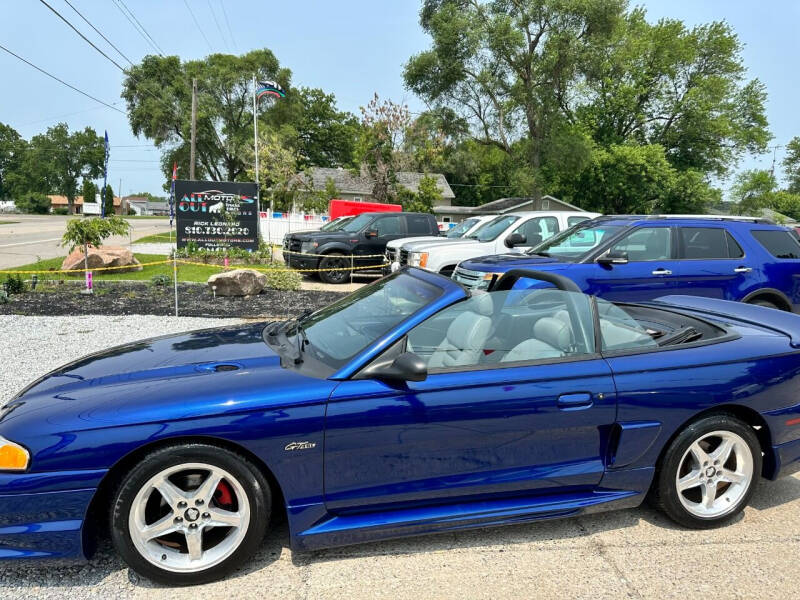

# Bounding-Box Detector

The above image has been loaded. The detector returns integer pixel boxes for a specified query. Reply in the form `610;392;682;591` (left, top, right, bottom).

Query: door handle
557;393;593;410
652;268;672;275
734;267;752;273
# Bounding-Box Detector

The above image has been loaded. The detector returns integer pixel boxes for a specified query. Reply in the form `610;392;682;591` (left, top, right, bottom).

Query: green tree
123;50;291;183
730;169;777;215
304;176;340;214
248;129;298;212
15;191;51;214
26;123;104;214
0;123;26;198
61;215;130;274
81;179;98;206
782;137;800;194
102;184;115;216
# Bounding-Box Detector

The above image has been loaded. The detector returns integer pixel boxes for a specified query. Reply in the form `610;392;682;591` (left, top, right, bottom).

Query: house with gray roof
434;195;586;223
292;167;456;206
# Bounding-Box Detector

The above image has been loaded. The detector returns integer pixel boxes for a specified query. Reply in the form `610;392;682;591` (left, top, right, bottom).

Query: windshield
528;222;624;260
293;272;443;368
321;216;353;231
469;215;520;242
445;218;479;238
340;213;376;233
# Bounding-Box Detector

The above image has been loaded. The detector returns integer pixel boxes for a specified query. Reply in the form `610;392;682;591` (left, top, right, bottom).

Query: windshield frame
339;213;377;233
445;217;479;238
468;215;520;242
320;216;353;231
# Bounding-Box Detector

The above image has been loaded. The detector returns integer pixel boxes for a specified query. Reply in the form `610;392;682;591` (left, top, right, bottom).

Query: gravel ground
1;316;800;599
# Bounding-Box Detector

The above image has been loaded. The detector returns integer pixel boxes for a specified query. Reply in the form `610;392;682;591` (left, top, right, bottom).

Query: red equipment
328;199;402;220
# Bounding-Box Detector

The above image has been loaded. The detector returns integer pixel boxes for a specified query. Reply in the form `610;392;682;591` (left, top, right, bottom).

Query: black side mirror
598;250;629;265
505;233;527;248
355;351;428;382
364;229;378;239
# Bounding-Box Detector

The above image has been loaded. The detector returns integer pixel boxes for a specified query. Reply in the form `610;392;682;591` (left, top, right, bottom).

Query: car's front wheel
110;444;271;585
653;414;761;529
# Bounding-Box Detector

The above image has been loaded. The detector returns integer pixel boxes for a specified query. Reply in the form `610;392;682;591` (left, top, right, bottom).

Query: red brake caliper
213;479;235;509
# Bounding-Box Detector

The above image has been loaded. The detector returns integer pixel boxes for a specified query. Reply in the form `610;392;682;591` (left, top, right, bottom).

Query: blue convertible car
2;267;800;585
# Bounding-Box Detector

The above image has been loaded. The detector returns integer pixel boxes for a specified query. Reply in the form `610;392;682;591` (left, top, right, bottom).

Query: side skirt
292;486;645;552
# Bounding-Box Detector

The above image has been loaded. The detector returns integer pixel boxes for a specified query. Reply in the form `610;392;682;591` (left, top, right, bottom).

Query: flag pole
254;74;265;244
101;130;109;218
170;163;178;317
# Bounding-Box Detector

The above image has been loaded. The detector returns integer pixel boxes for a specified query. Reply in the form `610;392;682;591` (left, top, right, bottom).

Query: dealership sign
174;180;259;250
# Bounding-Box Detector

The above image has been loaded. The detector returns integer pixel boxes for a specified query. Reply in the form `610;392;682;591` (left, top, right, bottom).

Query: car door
670;226;757;301
323;288;617;512
586;225;681;302
353;215;406;267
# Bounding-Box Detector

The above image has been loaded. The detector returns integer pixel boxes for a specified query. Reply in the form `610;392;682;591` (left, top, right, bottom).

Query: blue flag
101;130;109;218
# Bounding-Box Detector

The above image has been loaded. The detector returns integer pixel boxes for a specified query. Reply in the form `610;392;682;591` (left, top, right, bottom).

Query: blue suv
453;215;800;311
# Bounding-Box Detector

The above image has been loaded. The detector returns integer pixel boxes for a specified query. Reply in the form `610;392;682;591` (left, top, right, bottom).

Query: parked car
454;215;800;311
384;214;498;273
401;211;600;277
319;215;354;232
282;211;439;283
3;267;800;585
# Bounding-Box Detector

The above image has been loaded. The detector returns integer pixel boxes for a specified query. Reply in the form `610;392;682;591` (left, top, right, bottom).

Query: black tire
652;414;761;529
110;443;271;586
318;252;350;284
748;298;780;310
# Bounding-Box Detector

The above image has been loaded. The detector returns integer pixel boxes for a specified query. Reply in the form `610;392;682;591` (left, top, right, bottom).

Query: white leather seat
501;316;569;363
427;294;494;369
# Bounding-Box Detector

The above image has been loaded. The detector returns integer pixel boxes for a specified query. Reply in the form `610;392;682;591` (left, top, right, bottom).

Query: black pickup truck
282;211;439;283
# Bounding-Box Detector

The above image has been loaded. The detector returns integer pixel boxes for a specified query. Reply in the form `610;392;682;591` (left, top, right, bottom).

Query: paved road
1;315;799;599
0;215;172;269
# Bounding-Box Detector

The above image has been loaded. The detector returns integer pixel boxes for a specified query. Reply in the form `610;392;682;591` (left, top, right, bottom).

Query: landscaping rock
60;245;142;273
207;269;267;296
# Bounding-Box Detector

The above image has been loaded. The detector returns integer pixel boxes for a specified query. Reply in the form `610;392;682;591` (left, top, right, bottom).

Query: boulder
207;269;267;297
60;245;142;273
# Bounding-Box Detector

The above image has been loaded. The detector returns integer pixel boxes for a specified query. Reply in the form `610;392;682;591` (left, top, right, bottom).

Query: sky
1;0;798;198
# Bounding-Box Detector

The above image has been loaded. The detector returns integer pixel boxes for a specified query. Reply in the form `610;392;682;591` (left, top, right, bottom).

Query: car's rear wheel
319;252;350;284
110;444;270;586
653;414;760;529
747;298;780;310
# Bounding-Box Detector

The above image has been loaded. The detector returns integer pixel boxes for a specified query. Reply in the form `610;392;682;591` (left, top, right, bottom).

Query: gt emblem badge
284;441;316;451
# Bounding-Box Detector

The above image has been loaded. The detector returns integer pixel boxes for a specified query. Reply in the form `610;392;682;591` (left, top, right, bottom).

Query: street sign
174;180;259;251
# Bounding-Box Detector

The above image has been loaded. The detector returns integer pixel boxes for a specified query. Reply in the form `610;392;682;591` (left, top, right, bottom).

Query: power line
117;0;165;55
63;0;134;66
37;0;126;72
207;0;229;51
219;0;238;51
110;0;163;56
0;43;126;115
183;0;213;52
21;102;124;126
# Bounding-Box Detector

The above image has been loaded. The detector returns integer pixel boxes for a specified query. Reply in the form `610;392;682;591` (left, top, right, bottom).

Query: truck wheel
319;253;350;284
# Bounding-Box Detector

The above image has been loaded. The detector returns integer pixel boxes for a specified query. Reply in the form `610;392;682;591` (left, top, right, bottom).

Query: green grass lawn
0;220;19;225
133;232;176;244
5;253;228;283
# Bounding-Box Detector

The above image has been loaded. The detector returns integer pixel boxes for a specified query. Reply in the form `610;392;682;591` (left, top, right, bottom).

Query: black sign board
174;180;259;250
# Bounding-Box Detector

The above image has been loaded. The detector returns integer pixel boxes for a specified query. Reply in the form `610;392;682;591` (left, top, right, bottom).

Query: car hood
387;236;445;250
1;323;336;434
459;254;566;271
286;230;352;243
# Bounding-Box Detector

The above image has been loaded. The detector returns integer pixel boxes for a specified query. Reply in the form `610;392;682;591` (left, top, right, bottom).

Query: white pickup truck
394;211;600;276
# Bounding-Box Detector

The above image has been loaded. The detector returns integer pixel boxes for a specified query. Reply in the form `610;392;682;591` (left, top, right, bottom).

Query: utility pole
190;77;197;180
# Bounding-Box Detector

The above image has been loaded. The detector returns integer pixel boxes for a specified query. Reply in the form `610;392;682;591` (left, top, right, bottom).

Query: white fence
258;213;328;245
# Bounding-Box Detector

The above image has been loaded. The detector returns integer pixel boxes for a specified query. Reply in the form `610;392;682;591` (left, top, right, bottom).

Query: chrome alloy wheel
676;430;754;519
128;463;251;573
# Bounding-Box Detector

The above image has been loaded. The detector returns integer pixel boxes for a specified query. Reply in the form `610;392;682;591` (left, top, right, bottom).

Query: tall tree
122;50;290;183
782;137;800;194
26;124;104;214
0;123;26;198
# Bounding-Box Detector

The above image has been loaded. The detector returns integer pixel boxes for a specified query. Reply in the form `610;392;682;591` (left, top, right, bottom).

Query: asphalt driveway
0;315;798;599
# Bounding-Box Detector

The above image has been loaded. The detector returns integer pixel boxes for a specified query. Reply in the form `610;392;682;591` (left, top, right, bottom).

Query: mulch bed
0;281;346;319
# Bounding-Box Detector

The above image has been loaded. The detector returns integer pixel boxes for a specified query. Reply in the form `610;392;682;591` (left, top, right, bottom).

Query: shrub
15;192;51;214
264;268;302;291
4;273;26;294
52;207;69;215
0;290;8;304
150;274;171;287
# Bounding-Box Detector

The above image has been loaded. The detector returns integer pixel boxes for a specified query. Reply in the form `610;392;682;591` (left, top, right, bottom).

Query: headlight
300;241;319;253
477;273;502;290
0;436;29;471
408;252;429;267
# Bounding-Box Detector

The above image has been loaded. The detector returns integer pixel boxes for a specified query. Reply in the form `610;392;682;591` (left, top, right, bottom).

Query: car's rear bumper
0;469;105;563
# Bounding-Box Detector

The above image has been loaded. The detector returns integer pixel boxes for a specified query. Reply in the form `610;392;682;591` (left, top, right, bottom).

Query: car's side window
678;227;732;259
373;216;402;236
512;217;559;246
406;215;431;234
406;289;595;371
751;229;800;259
568;215;590;227
609;227;672;261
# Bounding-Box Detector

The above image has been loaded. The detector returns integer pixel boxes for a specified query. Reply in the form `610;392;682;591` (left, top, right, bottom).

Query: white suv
399;211;600;276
